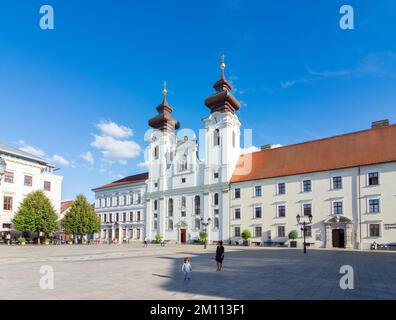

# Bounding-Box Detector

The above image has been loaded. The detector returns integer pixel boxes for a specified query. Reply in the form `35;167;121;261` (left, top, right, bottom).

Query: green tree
288;230;298;240
199;231;208;244
12;190;58;244
241;229;252;241
61;194;100;242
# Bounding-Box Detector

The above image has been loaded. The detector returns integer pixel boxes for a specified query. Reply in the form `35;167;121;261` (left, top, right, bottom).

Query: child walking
182;257;192;281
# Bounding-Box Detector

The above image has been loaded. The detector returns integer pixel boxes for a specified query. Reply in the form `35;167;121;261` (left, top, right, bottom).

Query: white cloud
96;120;133;139
80;151;94;164
91;134;142;159
240;146;260;155
50;154;70;167
137;161;149;168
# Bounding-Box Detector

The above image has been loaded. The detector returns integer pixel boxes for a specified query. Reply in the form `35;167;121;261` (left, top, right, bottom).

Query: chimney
371;119;389;129
261;144;272;150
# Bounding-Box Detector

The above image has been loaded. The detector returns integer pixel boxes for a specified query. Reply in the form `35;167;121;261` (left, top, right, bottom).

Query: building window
369;199;380;213
24;175;33;187
235;227;241;237
181;178;186;183
194;196;200;215
44;181;51;191
109;214;113;223
303;203;312;216
3;196;13;211
369;224;380;237
137;193;142;204
181;196;186;208
255;186;262;197
277;182;286;195
333;201;343;215
154;200;158;211
255;207;262;219
116;213;119;222
129;212;133;221
214;193;219;206
137;211;141;221
214;209;219;216
181;155;188;171
278;226;285;237
235;208;241;220
234;188;240;199
154;182;158;188
104;214;107;223
368;172;379;186
195;218;200;230
168;219;173;231
214;217;219;229
154;146;159;160
4;171;14;184
168;198;173;217
214;129;220;146
255;226;262;237
214;172;219;179
278;205;286;218
154;220;158;230
303;180;311;192
304;226;312;237
332;176;343;189
123;212;126;222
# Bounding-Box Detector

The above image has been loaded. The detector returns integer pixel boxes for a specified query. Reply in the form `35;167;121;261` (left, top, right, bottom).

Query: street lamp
296;213;313;254
200;217;212;249
0;156;6;185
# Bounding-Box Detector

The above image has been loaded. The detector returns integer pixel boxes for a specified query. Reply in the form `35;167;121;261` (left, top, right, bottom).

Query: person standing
215;241;225;271
144;236;148;247
182;257;192;281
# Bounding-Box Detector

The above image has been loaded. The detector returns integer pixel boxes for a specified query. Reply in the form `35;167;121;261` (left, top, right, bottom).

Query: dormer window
214;129;220;146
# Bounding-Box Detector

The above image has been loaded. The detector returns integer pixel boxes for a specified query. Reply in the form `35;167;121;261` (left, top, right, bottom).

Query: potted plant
241;229;252;246
155;234;162;244
289;230;298;248
44;238;50;245
18;236;27;245
67;240;73;245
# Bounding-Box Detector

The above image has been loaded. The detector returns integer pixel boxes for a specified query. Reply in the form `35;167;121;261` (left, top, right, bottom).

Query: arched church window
168;219;173;231
154;146;159;160
214;129;220;146
195;218;201;230
168;198;173;217
181;155;188;171
214;193;219;206
214;217;219;229
154;200;158;211
194;196;200;215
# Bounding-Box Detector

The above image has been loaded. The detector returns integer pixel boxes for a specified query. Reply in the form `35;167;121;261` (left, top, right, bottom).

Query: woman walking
215;241;225;271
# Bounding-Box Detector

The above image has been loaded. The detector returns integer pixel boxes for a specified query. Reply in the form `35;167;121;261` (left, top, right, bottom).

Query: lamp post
0;156;6;185
201;217;211;249
296;213;313;254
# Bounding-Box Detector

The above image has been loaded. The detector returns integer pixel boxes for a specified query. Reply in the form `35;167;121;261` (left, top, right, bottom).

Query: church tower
203;55;241;184
202;56;242;242
146;82;180;239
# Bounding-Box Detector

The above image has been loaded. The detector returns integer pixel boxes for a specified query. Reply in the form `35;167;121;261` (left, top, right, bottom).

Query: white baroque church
145;60;242;243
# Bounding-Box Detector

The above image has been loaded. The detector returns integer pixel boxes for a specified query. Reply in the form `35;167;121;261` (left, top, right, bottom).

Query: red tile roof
61;200;73;213
231;124;396;183
92;172;148;191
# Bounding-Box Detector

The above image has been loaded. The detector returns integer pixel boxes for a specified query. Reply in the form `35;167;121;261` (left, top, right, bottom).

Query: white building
92;173;147;242
0;142;63;232
230;120;396;250
145;61;241;243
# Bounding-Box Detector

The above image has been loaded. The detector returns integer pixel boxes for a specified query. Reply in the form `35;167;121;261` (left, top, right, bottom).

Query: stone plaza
0;244;395;300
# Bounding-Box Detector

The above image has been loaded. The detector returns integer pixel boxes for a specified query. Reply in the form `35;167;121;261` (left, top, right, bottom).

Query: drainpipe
229;182;232;246
358;167;362;249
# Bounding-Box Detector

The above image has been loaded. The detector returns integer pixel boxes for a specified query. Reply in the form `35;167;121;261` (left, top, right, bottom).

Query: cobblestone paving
0;244;395;300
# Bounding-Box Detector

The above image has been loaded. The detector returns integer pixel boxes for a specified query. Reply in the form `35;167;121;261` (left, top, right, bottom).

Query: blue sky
1;0;396;202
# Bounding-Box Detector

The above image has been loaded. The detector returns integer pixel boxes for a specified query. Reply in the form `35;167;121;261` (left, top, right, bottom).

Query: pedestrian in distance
182;257;192;281
215;241;225;271
144;236;148;247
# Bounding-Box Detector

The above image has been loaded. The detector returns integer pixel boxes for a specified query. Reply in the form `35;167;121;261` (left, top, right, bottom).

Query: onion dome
148;82;180;132
204;54;241;114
